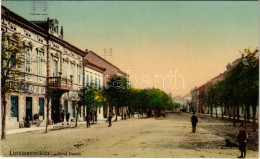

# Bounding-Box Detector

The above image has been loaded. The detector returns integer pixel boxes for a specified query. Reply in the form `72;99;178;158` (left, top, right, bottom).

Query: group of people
85;113;113;128
60;110;71;123
191;113;249;158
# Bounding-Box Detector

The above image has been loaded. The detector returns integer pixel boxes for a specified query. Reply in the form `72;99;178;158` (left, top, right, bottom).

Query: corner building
1;6;127;129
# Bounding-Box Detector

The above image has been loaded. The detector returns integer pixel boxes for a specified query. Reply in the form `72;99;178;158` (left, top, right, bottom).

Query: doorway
26;97;32;120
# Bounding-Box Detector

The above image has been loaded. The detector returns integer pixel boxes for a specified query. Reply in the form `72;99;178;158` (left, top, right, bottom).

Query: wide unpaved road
1;113;258;158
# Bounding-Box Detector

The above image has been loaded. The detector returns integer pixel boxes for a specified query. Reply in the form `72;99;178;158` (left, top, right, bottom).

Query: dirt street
1;113;258;158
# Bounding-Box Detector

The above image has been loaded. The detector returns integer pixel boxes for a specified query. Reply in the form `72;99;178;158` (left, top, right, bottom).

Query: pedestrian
191;112;198;133
60;110;64;122
24;116;31;128
238;123;248;158
66;112;70;123
108;113;112;127
91;111;95;124
85;115;90;128
33;113;39;124
131;111;134;118
127;111;130;119
124;112;127;120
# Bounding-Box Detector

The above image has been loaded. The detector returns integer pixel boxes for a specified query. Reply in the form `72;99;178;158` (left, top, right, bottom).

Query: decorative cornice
51;52;60;58
63;57;70;62
2;6;87;58
50;46;62;53
70;60;76;65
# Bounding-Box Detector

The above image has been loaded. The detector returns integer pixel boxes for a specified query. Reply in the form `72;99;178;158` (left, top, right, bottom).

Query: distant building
183;93;192;112
190;50;259;118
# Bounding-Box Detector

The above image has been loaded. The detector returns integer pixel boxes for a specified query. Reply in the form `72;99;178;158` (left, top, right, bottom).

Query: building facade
84;50;128;118
1;6;127;129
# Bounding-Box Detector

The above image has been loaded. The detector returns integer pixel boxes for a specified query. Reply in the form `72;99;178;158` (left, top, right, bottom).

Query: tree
205;48;259;129
104;75;131;121
1;33;24;139
239;49;259;130
172;102;182;110
142;88;172;117
79;84;97;126
45;88;51;133
206;86;214;117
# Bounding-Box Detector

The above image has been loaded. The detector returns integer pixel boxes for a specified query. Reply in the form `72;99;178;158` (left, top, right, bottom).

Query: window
90;76;93;86
10;25;17;31
10;53;16;68
78;67;81;84
71;64;75;78
11;96;18;120
63;60;67;78
25;52;31;72
98;78;101;88
39;98;44;117
53;60;58;76
38;53;43;75
86;73;89;86
95;76;97;87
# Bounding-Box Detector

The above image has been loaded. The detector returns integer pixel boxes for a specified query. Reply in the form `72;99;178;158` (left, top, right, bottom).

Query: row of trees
79;75;175;122
205;49;259;130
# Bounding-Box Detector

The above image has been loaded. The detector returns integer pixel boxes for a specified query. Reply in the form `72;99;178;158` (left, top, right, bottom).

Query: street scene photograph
0;1;259;158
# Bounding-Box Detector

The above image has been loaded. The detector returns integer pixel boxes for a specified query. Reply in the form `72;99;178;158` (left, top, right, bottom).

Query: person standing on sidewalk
60;110;64;122
85;115;90;128
66;112;70;125
238;123;248;158
108;113;112;127
191;112;198;133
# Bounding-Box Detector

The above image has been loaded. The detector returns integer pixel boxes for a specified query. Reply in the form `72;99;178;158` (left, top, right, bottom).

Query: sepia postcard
0;0;259;158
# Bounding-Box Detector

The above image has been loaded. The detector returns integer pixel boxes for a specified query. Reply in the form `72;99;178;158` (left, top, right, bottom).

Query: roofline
86;50;128;76
84;59;106;73
118;69;128;77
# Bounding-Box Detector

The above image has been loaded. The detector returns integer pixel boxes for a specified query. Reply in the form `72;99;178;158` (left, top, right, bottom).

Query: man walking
85;115;90;128
238;123;248;158
191;112;198;133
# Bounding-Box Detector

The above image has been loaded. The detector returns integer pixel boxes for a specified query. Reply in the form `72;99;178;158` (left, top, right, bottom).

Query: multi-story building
85;50;128;118
83;59;106;120
1;6;88;128
1;6;127;129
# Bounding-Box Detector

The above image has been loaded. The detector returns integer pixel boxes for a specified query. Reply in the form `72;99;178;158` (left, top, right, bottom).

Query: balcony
47;77;73;91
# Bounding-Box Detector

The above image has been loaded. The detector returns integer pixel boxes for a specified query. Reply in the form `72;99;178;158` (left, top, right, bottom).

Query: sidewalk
188;112;258;124
6;121;96;135
5;115;138;135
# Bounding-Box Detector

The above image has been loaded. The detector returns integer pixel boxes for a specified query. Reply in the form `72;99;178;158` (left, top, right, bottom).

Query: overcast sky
2;1;259;96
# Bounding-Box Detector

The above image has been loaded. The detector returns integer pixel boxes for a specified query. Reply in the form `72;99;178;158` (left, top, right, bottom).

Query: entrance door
26;97;32;120
72;102;75;118
39;98;44;119
11;96;19;121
